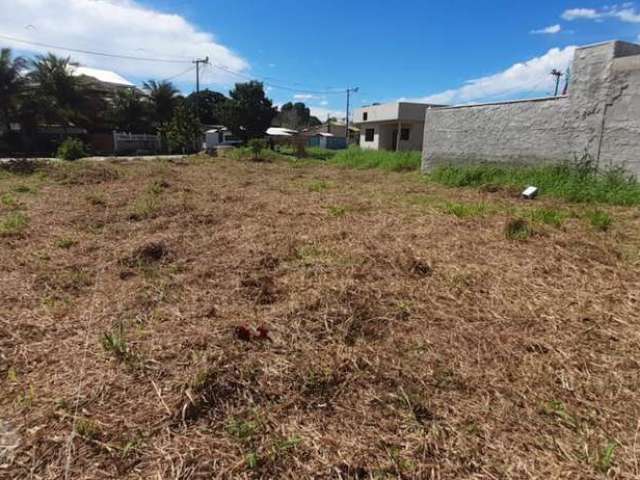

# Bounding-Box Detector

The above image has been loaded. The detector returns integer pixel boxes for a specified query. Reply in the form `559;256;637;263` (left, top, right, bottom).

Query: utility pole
345;87;359;145
551;69;563;97
193;56;209;118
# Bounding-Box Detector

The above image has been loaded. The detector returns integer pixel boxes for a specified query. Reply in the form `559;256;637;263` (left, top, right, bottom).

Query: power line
162;65;197;82
0;33;192;64
1;32;351;96
206;62;347;95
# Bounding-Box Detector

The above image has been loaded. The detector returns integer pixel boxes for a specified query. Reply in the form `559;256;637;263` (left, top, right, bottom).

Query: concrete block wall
422;41;640;175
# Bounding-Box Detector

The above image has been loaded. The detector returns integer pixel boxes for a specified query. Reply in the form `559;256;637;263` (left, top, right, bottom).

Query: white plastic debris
521;186;539;199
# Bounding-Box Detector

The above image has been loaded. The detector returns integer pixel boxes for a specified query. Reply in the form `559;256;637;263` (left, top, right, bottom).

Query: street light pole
345;87;359;145
193;56;209;118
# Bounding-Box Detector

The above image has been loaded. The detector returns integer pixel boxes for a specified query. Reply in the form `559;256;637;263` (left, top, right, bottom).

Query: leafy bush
247;138;267;160
330;146;421;172
56;137;86;161
429;160;640;206
165;105;202;154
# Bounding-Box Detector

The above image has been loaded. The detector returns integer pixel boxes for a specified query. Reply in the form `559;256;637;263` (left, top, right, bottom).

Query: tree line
0;48;322;154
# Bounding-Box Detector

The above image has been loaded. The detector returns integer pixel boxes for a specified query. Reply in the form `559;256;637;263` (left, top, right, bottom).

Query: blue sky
3;1;640;119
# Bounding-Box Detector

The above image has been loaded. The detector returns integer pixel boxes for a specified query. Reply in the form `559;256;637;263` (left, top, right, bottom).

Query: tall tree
0;48;26;133
109;89;151;133
217;81;277;142
276;102;314;129
143;79;179;127
185;89;227;125
165;104;202;154
27;53;88;128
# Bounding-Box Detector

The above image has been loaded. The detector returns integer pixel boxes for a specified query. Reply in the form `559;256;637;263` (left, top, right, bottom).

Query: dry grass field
1;155;640;479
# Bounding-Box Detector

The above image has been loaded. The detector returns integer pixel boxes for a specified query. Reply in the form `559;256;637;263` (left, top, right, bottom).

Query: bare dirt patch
1;156;640;479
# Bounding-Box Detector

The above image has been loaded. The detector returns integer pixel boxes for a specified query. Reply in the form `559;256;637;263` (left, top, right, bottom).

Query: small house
353;102;446;151
205;126;242;150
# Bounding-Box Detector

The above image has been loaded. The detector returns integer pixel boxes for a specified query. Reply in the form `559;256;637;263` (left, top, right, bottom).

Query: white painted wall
360;125;380;150
359;122;424;151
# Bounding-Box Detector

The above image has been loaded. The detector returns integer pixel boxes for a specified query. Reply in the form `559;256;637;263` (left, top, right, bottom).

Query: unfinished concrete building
354;102;445;152
422;41;640;175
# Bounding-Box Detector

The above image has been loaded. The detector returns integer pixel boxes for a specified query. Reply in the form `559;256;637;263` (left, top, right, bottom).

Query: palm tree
0;48;26;132
28;53;88;128
109;88;151;133
143;79;179;127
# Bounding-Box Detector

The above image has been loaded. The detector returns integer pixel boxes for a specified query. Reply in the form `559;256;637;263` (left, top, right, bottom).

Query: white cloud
562;8;602;20
562;5;640;23
411;46;576;105
531;24;562;34
293;94;315;100
0;0;248;85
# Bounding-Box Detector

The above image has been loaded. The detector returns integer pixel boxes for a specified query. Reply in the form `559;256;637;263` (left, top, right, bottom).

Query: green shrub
429;161;640;206
248;138;267;160
504;218;532;240
165;105;202;154
56;138;86;161
330;146;421;172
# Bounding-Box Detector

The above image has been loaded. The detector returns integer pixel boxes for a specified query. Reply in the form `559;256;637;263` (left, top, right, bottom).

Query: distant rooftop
266;127;298;136
70;66;134;87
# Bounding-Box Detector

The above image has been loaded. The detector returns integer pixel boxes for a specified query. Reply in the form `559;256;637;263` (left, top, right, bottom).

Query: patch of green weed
430;161;640;205
1;192;17;208
585;210;613;231
596;441;617;473
440;201;488;218
542;400;578;430
326;205;348;217
55;238;76;249
0;212;28;236
527;207;567;227
307;180;331;192
76;418;100;439
227;418;259;441
330;146;421;172
504;218;532;240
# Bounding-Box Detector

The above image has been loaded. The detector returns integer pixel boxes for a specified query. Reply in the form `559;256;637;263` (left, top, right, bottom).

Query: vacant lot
1;156;639;479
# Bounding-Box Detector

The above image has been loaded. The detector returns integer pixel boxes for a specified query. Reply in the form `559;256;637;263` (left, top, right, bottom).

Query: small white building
205;126;242;149
353;102;445;152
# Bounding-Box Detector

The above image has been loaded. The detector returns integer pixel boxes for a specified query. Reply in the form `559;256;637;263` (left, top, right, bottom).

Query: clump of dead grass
122;240;173;268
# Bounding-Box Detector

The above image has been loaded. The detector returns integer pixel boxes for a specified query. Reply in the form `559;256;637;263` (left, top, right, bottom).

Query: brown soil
1;156;639;479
